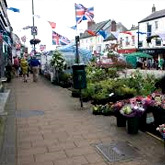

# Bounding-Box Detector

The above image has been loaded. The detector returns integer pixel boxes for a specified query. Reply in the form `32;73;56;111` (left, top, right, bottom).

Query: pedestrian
13;56;20;77
5;60;12;82
158;58;164;70
30;56;41;82
20;57;28;82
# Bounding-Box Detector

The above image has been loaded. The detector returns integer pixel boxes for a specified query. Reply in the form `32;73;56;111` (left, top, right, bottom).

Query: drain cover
96;141;140;162
15;110;44;118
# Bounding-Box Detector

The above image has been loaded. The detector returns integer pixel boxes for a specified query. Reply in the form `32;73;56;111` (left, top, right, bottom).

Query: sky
6;0;165;51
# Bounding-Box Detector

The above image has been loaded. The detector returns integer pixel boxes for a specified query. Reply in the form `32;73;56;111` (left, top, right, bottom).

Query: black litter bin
72;64;86;89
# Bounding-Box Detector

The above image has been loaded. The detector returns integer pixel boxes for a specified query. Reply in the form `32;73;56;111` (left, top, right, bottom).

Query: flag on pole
7;7;20;12
48;21;56;29
75;3;94;24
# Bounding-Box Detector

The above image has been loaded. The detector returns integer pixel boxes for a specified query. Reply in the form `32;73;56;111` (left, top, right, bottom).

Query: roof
103;33;117;41
79;20;110;39
139;9;165;23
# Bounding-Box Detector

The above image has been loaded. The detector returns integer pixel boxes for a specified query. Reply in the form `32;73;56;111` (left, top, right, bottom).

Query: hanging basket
30;39;41;45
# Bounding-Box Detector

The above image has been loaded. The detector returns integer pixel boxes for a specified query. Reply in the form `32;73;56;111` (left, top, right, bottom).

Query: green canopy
123;52;153;58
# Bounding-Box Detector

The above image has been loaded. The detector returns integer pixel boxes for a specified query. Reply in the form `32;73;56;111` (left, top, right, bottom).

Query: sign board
31;26;37;36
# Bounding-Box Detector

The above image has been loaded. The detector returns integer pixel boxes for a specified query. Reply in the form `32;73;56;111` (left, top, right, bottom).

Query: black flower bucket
116;112;126;127
126;116;139;134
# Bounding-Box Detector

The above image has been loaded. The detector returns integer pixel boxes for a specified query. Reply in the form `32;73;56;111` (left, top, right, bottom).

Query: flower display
156;124;165;139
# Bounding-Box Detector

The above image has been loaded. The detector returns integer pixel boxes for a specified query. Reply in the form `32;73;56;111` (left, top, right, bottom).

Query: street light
32;0;36;55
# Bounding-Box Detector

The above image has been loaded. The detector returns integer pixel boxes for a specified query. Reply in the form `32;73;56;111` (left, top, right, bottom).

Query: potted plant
50;50;66;84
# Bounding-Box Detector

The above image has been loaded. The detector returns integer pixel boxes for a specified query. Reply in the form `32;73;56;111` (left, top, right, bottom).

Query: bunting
98;30;107;39
75;3;94;24
120;31;132;35
70;25;77;30
21;35;26;43
48;21;56;29
86;29;96;36
7;7;20;12
40;45;46;52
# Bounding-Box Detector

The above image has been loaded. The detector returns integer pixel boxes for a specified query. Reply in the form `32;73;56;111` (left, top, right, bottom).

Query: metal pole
32;0;36;55
75;36;79;64
138;23;139;50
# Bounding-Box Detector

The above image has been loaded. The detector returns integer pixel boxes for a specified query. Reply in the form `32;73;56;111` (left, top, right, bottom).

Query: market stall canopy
123;52;153;58
57;43;92;64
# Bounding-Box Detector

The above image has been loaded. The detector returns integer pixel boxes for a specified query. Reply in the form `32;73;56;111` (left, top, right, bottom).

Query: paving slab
1;75;165;165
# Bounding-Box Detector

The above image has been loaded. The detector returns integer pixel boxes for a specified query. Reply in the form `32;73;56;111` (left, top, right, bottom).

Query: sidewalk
2;75;165;165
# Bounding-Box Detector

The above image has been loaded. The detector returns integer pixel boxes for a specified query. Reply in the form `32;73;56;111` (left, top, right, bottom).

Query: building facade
0;0;12;78
138;5;165;60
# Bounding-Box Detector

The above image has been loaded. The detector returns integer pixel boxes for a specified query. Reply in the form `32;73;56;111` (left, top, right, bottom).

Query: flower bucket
153;107;165;127
139;112;147;132
126;116;139;134
116;113;126;127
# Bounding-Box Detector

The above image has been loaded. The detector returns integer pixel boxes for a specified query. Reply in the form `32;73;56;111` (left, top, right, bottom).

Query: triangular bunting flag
48;21;56;29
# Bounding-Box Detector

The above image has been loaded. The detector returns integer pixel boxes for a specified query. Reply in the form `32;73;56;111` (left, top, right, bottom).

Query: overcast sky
6;0;165;51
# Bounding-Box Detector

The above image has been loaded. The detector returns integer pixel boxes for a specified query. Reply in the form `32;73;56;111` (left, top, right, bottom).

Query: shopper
30;56;41;82
20;57;28;82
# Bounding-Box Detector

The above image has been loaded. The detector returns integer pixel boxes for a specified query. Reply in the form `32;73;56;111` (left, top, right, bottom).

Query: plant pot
139;112;147;132
116;113;126;127
126;117;139;134
153;106;165;127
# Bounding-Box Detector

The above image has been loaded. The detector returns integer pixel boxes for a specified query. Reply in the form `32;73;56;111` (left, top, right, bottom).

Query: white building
79;20;127;55
138;5;165;59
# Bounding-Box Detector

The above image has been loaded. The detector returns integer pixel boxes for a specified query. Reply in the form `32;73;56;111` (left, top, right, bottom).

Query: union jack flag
60;36;70;45
75;3;94;24
52;31;60;45
52;31;70;45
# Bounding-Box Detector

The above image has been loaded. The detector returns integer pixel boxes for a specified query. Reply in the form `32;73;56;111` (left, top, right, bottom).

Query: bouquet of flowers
156;124;165;139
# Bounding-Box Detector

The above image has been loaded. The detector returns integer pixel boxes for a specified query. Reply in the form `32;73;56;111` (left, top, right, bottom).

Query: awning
123;52;153;58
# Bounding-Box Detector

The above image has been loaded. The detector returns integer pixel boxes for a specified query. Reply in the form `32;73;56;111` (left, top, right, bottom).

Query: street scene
0;0;165;165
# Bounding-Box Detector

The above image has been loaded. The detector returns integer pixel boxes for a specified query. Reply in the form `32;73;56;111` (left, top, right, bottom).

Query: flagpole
32;0;36;55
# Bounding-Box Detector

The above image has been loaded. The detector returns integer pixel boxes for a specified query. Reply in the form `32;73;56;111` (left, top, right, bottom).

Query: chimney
152;4;156;13
111;20;116;32
87;21;95;29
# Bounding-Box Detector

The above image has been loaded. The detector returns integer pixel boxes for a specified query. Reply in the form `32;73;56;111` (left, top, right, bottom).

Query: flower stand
126;116;139;134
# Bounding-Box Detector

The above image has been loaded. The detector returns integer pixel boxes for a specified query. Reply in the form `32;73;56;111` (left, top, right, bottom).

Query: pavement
1;74;165;165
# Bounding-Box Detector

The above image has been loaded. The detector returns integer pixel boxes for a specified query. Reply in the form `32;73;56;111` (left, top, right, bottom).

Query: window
119;37;123;47
155;21;158;29
147;24;152;37
138;41;143;47
132;36;135;45
155;39;161;46
126;36;129;45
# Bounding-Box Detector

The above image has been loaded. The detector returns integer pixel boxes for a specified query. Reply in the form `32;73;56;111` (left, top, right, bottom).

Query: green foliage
50;50;66;71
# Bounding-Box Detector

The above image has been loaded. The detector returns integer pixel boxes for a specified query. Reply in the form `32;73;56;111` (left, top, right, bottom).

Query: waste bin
72;64;86;89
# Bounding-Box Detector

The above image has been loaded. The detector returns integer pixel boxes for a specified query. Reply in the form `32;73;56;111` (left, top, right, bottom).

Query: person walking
30;56;41;82
13;56;20;77
20;57;28;82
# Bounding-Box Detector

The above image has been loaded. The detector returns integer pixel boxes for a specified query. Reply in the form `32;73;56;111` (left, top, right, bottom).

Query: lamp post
32;0;36;55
